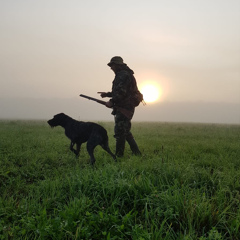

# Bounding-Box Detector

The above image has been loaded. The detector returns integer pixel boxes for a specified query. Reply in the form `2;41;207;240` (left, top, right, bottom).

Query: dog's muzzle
47;120;55;128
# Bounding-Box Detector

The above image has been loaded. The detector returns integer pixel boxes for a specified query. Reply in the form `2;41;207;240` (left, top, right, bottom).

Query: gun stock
115;106;134;119
80;94;133;119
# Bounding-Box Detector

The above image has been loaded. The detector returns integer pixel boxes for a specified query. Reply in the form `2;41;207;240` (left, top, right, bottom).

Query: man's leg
126;133;141;156
114;113;129;157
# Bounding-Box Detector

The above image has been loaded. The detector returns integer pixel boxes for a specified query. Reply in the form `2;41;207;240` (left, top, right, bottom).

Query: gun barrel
80;94;106;105
79;94;133;119
80;94;91;100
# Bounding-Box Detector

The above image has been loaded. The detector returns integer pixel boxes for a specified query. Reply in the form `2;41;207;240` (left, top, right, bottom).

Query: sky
0;0;240;123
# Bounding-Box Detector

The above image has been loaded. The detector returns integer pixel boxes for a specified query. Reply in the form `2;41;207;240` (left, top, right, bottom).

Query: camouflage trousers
114;111;134;140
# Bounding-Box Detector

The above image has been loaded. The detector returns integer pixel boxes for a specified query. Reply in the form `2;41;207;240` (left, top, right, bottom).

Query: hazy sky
0;0;239;123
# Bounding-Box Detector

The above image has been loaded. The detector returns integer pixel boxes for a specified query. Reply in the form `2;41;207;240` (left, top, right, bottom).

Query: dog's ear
54;113;63;118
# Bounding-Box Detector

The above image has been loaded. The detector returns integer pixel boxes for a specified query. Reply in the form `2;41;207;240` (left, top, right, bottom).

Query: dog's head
47;113;67;128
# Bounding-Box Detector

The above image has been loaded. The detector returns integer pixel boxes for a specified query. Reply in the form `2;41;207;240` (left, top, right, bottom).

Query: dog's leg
70;142;75;153
75;143;81;156
86;142;96;165
70;141;79;156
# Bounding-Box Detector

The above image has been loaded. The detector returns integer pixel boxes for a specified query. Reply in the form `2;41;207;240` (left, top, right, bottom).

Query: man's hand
97;92;108;98
105;101;113;108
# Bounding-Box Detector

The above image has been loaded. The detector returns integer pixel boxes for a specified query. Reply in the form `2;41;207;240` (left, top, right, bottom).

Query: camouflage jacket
106;66;137;109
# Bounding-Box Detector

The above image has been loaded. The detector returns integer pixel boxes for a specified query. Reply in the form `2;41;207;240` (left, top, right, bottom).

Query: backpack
131;89;144;106
130;74;145;107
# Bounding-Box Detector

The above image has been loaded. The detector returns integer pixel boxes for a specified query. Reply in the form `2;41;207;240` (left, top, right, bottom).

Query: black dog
47;113;116;165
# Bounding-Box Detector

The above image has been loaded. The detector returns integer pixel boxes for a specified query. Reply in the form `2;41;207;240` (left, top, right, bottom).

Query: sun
140;84;160;103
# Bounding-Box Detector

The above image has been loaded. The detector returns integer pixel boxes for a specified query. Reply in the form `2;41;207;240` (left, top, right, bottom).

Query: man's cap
107;56;125;66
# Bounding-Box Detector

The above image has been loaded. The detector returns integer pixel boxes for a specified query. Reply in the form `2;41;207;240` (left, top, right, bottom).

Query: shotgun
80;94;134;119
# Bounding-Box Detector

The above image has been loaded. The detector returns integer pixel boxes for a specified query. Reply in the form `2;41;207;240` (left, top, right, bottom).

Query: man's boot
115;137;126;157
126;136;141;156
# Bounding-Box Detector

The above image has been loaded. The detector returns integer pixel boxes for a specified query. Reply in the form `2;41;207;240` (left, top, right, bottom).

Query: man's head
107;56;126;66
107;56;126;72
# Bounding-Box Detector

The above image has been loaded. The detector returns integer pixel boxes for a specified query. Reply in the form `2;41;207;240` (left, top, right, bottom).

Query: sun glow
140;83;161;103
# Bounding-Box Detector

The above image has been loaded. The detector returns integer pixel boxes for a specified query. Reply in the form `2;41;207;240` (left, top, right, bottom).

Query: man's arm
97;92;112;98
111;71;131;104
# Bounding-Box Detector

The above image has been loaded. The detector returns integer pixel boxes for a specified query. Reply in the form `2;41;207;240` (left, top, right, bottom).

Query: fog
0;0;239;124
1;98;239;124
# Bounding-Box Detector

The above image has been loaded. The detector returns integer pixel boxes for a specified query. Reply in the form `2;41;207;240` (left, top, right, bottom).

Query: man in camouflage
98;56;141;157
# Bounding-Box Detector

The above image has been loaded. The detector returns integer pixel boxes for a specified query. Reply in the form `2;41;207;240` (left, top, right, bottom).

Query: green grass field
0;120;239;239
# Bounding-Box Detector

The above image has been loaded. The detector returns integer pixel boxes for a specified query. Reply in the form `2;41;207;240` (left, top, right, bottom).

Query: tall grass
0;120;239;239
